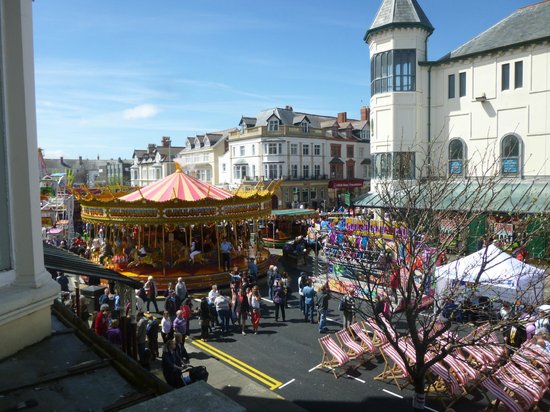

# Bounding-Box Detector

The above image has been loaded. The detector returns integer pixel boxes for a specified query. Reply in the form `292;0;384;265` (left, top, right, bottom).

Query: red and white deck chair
350;322;377;354
363;318;389;346
512;350;550;379
318;334;351;379
519;342;550;376
442;352;480;392
336;329;370;364
374;342;411;390
480;376;529;412
501;362;548;404
492;367;538;410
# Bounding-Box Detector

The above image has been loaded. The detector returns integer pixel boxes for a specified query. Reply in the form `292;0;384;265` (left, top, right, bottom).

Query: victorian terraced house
220;106;371;209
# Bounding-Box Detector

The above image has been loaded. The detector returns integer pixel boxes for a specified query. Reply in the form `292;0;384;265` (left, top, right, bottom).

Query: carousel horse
172;246;190;267
127;248;155;268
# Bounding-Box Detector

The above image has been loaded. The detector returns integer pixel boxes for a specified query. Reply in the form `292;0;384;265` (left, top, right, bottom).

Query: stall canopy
434;244;545;305
43;242;143;288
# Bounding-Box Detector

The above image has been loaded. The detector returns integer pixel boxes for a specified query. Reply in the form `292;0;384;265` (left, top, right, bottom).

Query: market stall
434;244;546;307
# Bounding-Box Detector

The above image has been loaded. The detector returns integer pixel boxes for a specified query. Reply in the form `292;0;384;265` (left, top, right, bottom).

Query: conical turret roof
364;0;433;42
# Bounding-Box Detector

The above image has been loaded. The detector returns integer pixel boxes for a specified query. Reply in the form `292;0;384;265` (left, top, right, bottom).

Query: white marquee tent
434;244;546;306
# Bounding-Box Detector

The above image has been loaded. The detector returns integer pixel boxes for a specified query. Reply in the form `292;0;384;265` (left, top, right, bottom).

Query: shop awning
328;179;365;189
43;243;143;288
270;208;318;220
353;181;550;214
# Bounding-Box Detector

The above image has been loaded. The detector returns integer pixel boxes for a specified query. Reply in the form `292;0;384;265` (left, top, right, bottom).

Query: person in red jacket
389;267;400;304
95;304;110;337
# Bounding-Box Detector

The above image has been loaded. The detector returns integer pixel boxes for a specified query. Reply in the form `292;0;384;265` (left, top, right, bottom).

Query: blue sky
33;0;535;160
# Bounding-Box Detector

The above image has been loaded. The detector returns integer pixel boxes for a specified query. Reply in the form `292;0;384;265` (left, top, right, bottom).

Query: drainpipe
427;64;432;178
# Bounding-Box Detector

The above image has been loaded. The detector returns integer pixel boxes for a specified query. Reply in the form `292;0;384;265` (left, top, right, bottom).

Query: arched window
501;134;521;176
448;139;465;175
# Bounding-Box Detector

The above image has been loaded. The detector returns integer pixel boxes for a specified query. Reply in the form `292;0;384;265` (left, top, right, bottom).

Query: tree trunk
412;377;426;411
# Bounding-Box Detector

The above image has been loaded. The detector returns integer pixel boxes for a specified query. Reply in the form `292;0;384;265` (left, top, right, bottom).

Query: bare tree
322;146;550;411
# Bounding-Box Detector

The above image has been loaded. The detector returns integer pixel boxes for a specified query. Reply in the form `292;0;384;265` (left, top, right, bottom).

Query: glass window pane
514;61;523;89
502;63;510;90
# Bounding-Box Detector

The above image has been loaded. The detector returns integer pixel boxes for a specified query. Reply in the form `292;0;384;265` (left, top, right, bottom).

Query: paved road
186;254;492;412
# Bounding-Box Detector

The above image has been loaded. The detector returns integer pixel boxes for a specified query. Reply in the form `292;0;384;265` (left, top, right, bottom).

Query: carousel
74;161;280;291
261;208;319;248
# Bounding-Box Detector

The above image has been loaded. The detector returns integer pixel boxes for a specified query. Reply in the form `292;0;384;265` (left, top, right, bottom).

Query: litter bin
81;285;105;311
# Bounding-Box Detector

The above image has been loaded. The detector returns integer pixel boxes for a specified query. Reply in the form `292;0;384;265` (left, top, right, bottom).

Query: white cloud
123;104;160;120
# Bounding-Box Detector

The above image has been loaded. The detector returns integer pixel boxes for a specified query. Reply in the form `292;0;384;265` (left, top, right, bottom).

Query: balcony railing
230;125;326;139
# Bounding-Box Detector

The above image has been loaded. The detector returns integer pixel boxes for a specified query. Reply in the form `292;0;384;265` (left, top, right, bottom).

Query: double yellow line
191;339;283;390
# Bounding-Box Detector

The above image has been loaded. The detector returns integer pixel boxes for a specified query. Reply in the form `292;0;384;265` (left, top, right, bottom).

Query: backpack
138;287;147;301
188;365;209;384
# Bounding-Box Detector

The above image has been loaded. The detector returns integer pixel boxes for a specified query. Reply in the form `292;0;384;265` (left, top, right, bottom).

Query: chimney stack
337;112;347;123
148;143;156;154
161;136;171;147
361;106;370;121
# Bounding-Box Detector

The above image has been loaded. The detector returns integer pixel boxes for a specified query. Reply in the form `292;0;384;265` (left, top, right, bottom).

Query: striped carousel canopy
120;168;233;203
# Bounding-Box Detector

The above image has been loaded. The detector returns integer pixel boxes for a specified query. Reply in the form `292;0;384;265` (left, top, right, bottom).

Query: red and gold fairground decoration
74;161;281;290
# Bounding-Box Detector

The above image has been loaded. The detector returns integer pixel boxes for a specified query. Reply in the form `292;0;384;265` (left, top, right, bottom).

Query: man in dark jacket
316;284;330;333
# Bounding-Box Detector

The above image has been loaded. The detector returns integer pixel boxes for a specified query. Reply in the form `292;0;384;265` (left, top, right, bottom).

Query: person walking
316;284;330;333
56;272;70;292
281;271;291;308
144;276;159;312
160;310;173;343
180;298;192;336
303;280;316;323
342;289;356;329
273;280;286;322
298;272;307;314
175;277;188;308
173;310;187;336
249;286;261;334
208;284;220;327
146;313;160;358
198;297;211;341
237;288;250;335
136;311;148;362
214;292;231;334
94;304;110;337
267;265;276;300
220;238;233;271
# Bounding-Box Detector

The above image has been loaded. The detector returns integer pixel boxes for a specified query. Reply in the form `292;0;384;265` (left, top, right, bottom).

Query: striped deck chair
374;343;411;390
502;363;548;403
493;368;536;410
318;335;351;378
510;355;549;386
350;322;376;353
363;319;389;346
480;377;526;412
460;345;493;370
516;347;550;376
336;329;367;362
427;360;462;401
443;352;480;391
512;351;550;379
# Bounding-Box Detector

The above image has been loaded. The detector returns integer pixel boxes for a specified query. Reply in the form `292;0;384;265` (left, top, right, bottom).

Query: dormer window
301;121;309;133
268;119;279;132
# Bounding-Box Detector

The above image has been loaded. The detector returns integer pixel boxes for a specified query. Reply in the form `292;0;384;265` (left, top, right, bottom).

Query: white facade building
227;106;371;209
366;0;550;189
130;137;183;186
0;0;59;359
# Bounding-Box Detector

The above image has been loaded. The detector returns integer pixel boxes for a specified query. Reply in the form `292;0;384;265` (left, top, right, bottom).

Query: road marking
191;338;283;390
308;363;322;372
326;317;343;325
278;378;295;389
382;389;403;398
346;375;366;383
424;407;440;412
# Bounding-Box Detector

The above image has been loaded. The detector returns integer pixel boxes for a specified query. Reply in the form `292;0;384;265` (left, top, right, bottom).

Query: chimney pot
361;106;370;121
337;112;347;123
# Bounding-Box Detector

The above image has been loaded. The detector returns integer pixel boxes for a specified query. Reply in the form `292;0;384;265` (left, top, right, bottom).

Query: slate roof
365;0;434;42
251;107;339;129
441;0;550;61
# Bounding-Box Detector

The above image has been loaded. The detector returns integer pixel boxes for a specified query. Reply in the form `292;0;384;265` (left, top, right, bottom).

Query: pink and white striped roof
119;170;233;202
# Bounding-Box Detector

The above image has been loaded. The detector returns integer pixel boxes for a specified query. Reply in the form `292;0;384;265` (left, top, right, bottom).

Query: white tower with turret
365;0;434;193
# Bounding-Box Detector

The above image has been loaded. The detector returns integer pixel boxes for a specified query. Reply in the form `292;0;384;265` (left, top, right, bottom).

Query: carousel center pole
162;223;166;276
216;222;221;270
